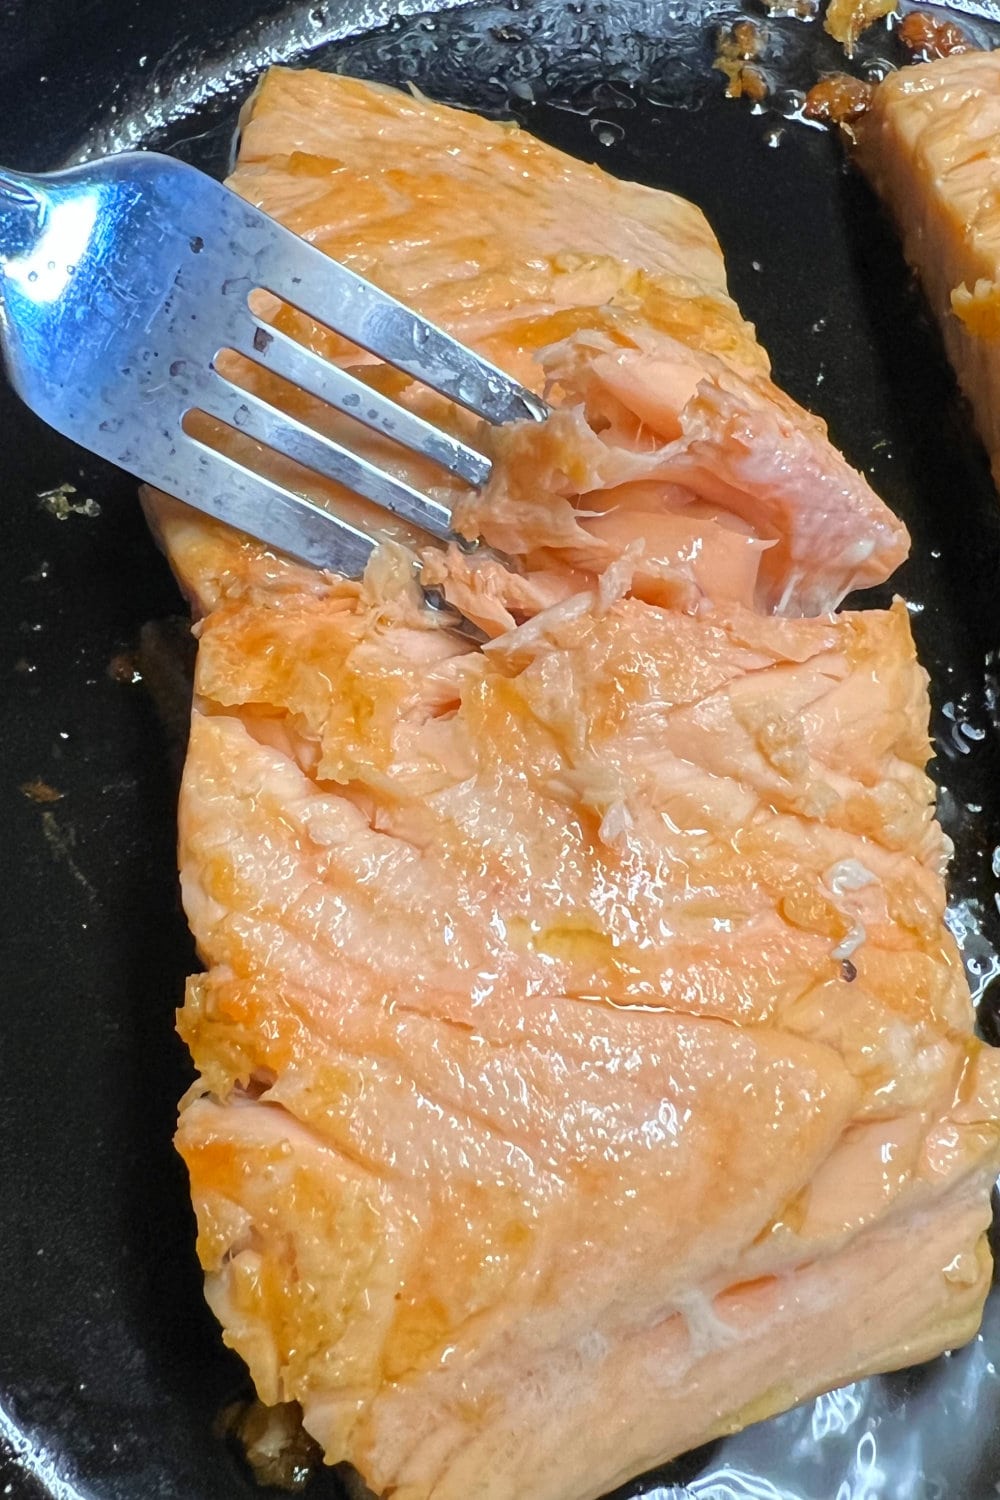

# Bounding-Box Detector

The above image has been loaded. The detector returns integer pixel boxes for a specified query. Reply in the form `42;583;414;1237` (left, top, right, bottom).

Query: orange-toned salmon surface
856;49;1000;492
144;68;1000;1500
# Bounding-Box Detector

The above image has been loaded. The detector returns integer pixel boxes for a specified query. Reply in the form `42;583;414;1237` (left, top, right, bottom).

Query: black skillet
4;0;1000;1495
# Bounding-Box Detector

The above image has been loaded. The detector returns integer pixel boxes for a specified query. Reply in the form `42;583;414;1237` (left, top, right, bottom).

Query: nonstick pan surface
4;1;1000;1495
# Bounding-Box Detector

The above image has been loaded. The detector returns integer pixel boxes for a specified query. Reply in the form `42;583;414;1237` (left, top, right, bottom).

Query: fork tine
174;435;377;575
257;223;548;427
0;153;533;640
196;371;456;541
235;320;492;488
175;437;487;643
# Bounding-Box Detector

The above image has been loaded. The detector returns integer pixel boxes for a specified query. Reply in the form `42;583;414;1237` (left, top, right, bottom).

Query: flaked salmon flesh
145;68;1000;1500
856;49;1000;491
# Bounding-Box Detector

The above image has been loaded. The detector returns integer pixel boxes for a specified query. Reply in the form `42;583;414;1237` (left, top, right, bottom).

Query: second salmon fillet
856;49;1000;490
146;68;1000;1500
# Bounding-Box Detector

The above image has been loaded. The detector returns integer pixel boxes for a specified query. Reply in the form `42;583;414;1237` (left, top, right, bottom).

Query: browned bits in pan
824;0;897;56
714;20;770;102
215;1398;322;1492
805;72;875;126
20;779;64;805
738;66;770;103
731;18;764;55
898;10;972;61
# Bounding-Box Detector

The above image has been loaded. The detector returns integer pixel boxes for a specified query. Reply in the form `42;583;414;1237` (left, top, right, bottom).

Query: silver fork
0;152;546;628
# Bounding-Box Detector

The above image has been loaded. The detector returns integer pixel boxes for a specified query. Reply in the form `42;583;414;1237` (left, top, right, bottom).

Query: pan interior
2;2;1000;1497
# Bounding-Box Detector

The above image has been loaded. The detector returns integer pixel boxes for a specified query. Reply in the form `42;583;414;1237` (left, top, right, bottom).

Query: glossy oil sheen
2;1;1000;1497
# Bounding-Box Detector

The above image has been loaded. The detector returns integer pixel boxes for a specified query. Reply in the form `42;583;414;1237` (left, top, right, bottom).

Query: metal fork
0;152;546;627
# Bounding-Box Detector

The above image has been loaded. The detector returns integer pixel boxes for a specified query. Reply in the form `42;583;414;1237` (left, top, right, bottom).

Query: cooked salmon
146;67;1000;1500
855;49;1000;491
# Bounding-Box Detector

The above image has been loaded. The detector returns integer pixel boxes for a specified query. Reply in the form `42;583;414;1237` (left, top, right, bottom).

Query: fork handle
0;167;44;265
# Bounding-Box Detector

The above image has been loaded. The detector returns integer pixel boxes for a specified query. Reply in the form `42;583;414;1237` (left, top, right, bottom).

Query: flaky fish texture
144;68;1000;1500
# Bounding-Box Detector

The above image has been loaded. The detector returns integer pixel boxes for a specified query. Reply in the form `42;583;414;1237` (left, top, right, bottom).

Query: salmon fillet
855;49;1000;490
148;68;1000;1500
